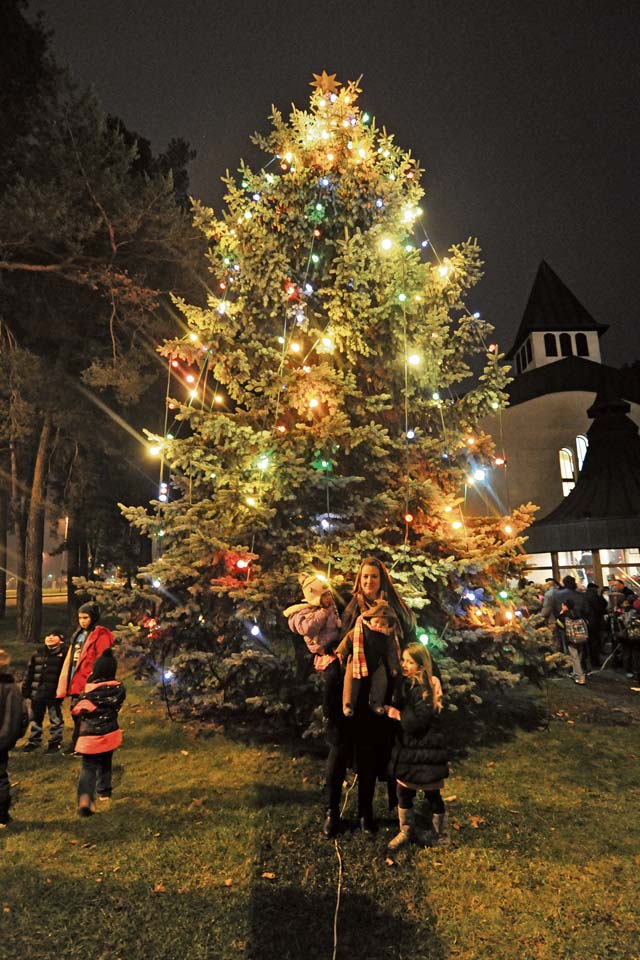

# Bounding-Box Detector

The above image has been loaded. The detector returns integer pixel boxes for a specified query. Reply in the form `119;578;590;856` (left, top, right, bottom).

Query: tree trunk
66;513;82;617
22;414;53;644
10;441;27;636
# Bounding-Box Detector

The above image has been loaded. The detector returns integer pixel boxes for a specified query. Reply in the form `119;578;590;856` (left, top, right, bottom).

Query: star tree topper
310;71;341;95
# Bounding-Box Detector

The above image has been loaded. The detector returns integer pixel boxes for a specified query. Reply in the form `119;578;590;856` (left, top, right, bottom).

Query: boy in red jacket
72;649;125;816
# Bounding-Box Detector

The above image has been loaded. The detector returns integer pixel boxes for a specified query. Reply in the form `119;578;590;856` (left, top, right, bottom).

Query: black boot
323;809;340;838
359;809;376;835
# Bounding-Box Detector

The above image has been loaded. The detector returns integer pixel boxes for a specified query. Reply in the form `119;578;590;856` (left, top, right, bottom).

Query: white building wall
469;393;640;520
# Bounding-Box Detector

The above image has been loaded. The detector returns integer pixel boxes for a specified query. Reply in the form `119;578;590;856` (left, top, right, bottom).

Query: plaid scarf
351;614;369;680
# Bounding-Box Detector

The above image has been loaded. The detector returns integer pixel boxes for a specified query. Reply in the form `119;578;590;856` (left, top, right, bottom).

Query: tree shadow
247;883;447;960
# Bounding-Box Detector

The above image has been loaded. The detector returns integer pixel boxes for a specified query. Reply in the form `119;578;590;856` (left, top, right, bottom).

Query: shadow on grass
247;883;447;960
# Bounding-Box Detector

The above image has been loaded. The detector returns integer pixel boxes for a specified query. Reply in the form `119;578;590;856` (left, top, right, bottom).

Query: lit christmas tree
93;74;547;730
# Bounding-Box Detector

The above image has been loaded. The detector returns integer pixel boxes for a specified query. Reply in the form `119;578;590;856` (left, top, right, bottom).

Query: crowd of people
541;574;640;687
0;602;124;828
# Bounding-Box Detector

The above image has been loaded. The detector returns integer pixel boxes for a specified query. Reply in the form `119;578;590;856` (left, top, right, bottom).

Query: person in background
0;648;29;827
556;598;588;684
72;649;125;816
57;602;114;750
22;628;68;753
583;582;607;670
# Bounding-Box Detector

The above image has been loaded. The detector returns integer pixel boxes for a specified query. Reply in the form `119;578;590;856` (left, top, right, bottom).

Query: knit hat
46;627;65;640
361;599;400;628
89;649;117;682
78;601;100;625
301;575;329;606
0;648;10;669
562;576;577;590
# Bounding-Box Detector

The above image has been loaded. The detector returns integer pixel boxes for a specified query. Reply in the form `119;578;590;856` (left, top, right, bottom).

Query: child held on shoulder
284;575;341;671
22;628;67;753
385;642;450;850
336;599;402;716
72;648;125;817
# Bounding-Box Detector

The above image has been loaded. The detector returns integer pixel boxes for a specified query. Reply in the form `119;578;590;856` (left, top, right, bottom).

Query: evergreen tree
102;75;544;730
0;2;204;636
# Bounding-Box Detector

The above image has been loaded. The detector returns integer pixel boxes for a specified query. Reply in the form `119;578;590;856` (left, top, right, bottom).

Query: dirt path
546;668;640;726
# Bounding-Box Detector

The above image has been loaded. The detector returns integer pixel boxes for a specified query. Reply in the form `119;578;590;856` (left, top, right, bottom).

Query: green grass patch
1;609;639;959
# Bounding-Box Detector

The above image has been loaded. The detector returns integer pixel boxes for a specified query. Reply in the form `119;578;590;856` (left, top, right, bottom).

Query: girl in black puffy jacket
385;642;450;850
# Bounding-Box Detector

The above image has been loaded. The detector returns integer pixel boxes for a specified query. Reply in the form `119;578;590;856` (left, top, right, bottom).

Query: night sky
34;0;640;363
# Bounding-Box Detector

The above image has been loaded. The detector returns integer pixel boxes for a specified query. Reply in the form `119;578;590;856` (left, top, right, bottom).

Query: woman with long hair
322;557;418;838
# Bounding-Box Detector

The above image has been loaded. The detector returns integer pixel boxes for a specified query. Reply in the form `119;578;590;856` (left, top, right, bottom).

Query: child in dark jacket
0;648;29;826
385;642;449;850
72;649;125;817
22;628;68;753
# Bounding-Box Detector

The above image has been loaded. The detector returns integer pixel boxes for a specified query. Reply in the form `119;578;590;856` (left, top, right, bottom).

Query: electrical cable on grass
331;775;357;960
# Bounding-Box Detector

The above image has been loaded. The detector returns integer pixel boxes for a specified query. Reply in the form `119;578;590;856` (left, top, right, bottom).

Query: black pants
325;742;378;817
77;751;113;802
0;749;10;822
397;783;445;814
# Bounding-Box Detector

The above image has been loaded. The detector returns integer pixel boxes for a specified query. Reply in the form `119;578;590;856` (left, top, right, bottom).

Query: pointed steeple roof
506;261;608;359
525;392;640;552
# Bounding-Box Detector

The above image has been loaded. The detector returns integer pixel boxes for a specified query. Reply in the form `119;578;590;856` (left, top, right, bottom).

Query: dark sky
35;0;639;363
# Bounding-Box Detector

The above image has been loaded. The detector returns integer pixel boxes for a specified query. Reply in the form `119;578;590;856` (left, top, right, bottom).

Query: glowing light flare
380;237;393;251
407;353;421;366
246;496;257;507
503;524;513;535
452;520;463;530
309;398;319;408
404;513;414;524
290;342;301;353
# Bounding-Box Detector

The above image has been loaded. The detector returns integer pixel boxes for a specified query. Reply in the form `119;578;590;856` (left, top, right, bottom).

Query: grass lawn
1;606;639;960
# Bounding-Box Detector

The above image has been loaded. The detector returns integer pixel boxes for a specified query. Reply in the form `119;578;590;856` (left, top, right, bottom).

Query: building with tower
468;260;640;583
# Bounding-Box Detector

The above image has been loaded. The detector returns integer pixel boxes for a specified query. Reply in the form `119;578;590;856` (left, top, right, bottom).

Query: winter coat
285;603;340;656
72;680;126;755
389;675;449;788
22;643;68;701
550;587;590;620
0;673;28;752
57;625;114;698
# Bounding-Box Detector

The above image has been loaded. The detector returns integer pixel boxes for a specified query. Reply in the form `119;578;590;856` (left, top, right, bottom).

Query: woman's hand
384;705;401;721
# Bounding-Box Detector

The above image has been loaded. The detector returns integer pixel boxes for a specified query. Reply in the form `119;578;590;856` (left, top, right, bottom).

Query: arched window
526;339;532;364
559;447;575;496
559;333;572;357
544;333;558;357
576;434;588;471
515;353;521;374
575;332;589;356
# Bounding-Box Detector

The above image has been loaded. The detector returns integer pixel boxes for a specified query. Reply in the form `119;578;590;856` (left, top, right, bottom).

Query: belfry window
544;333;558;357
575;333;589;357
559;333;572;357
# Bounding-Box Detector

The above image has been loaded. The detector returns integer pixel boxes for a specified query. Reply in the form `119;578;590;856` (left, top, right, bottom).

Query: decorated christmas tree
91;74;546;730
